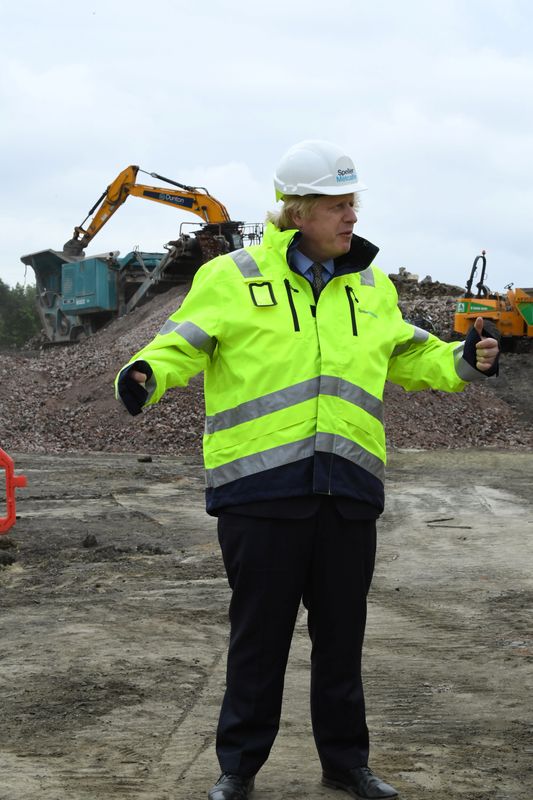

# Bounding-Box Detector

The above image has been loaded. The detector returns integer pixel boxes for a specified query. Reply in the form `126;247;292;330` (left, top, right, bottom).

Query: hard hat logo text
336;166;357;184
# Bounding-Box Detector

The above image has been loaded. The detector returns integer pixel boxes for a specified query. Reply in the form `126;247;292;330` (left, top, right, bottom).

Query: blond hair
266;193;359;231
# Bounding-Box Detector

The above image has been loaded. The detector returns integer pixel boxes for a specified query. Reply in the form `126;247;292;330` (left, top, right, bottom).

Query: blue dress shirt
289;248;335;286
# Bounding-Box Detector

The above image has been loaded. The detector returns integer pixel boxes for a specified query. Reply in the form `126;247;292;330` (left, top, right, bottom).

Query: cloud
1;0;533;295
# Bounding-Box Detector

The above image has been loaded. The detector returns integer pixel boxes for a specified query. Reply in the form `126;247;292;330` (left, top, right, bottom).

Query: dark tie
311;262;325;301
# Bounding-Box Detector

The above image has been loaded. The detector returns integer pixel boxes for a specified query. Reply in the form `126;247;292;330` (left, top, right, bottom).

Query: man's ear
292;211;303;229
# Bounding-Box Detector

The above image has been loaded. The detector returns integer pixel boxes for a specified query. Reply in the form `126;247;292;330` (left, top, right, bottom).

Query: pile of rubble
1;272;532;457
390;267;463;339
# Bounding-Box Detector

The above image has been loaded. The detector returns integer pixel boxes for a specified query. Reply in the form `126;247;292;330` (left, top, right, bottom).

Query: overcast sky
2;0;532;294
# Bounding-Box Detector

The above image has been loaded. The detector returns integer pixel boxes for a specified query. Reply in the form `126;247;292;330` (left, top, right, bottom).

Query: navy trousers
215;498;377;777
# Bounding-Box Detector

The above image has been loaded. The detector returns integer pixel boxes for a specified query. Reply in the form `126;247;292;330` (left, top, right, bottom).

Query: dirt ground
1;449;532;800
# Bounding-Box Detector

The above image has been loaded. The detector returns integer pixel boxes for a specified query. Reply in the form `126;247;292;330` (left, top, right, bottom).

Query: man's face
293;193;357;262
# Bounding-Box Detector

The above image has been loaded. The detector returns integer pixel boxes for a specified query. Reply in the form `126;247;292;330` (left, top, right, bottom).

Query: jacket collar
334;234;379;275
263;222;379;275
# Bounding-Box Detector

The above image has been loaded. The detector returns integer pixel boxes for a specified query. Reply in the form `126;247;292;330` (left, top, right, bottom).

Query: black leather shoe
322;766;398;799
208;772;255;800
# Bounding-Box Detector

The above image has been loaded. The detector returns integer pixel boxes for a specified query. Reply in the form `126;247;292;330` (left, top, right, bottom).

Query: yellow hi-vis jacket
116;223;482;514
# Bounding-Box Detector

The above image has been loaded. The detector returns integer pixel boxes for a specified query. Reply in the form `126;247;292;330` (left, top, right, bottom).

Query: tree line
0;279;41;347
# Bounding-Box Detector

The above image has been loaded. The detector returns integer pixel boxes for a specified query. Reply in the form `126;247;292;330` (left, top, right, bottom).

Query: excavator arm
63;165;232;256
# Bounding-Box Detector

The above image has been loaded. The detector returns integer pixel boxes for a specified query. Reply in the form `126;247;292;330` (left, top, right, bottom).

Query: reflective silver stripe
205;378;320;434
319;376;383;421
206;437;316;488
205;375;382;434
228;248;262;278
391;325;430;357
315;432;385;482
412;325;430;342
158;319;216;356
453;343;484;382
158;319;179;335
359;267;375;286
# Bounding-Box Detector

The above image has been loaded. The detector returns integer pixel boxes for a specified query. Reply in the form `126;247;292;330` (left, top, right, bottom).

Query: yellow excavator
453;250;533;351
21;165;262;343
62;164;240;256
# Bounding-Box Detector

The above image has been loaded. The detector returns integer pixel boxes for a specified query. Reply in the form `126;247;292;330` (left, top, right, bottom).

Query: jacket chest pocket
249;277;316;335
343;283;384;337
248;281;277;307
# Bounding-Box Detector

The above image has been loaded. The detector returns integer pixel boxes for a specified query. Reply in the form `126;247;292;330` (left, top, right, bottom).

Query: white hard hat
274;139;367;201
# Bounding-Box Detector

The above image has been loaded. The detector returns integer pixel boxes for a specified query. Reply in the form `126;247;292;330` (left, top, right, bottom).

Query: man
116;140;499;800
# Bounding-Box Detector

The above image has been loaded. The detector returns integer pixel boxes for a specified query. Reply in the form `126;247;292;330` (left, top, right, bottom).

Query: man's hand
473;316;500;372
117;361;153;416
130;369;148;384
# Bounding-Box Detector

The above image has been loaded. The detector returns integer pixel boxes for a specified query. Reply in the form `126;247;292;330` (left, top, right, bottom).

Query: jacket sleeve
385;284;485;393
114;261;225;408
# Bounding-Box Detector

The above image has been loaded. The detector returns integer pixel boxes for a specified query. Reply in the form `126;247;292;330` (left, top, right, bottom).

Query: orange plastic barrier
0;448;27;534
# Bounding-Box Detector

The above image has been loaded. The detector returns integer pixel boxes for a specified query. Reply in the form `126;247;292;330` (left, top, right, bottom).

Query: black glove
463;320;500;377
117;360;153;416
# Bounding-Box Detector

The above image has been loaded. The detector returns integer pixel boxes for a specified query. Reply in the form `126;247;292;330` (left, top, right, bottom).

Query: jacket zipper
345;286;359;335
284;279;300;332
